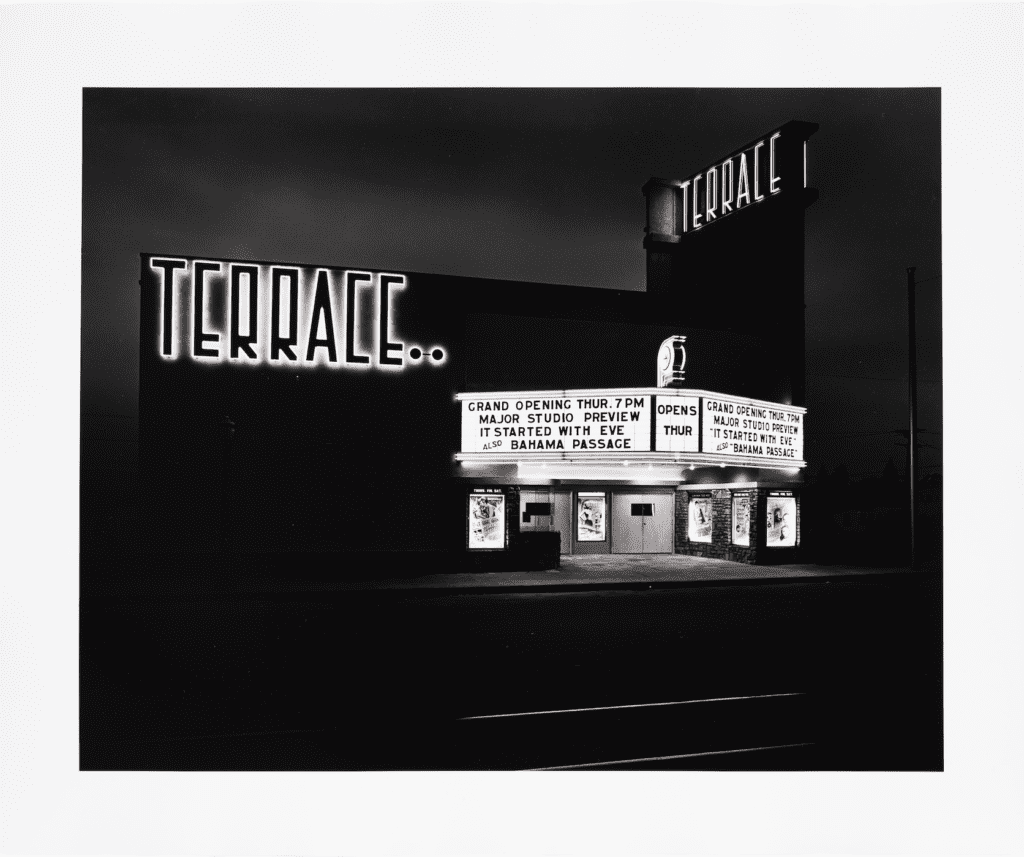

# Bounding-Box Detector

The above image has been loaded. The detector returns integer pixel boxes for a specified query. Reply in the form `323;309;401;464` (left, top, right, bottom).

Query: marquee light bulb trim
460;388;804;466
470;451;806;471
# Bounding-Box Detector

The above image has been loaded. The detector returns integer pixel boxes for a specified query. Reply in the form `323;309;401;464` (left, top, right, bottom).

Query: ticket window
520;490;574;554
520;490;553;532
522;502;552;527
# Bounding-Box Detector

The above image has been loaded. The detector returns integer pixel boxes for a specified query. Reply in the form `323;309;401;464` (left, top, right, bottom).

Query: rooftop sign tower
643;120;818;406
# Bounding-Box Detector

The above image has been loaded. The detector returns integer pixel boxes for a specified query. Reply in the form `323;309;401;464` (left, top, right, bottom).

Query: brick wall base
676;487;802;565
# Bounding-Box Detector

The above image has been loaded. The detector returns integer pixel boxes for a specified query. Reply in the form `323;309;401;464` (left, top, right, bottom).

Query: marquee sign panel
461;393;651;453
700;396;803;463
458;388;805;468
653;396;700;452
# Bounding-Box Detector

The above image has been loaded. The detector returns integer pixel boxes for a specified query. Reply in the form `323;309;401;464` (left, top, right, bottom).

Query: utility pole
907;267;918;569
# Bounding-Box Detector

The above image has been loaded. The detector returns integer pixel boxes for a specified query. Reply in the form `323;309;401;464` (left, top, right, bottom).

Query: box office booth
138;121;815;573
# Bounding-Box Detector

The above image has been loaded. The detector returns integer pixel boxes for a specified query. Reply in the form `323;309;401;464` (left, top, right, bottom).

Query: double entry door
610;492;674;554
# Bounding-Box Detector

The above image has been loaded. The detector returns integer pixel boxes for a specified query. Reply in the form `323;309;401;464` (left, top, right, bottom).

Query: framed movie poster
766;494;796;548
688;497;712;543
576;492;606;542
732;494;751;546
468;492;506;550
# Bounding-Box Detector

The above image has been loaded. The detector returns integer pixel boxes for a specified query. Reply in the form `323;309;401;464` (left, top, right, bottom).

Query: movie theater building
138;121;816;571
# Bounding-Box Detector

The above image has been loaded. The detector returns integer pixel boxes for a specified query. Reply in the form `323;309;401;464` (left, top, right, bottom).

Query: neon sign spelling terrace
675;131;783;232
147;257;446;370
644;121;817;241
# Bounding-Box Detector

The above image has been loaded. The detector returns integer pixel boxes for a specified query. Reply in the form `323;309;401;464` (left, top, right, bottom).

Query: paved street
81;565;941;771
82;551;922;598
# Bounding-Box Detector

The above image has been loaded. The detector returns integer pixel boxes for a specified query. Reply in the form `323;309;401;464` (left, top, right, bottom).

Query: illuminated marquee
462;394;651;453
457;388;806;469
654;396;699;452
145;255;447;370
701;396;804;462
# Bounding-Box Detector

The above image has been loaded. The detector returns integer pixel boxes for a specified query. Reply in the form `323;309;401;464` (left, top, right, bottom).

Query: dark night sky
82;88;941;480
9;4;1024;852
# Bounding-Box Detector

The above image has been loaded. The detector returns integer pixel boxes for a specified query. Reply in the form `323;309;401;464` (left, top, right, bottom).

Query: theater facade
138;121;817;570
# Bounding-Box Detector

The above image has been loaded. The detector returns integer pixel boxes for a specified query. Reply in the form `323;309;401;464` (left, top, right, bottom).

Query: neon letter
736;153;751;208
692;174;702;229
270;267;299;361
378;274;405;366
753;140;765;201
230;264;259;359
345;271;371;365
150;257;185;357
679;181;690;232
306;270;338;363
720;159;734;215
769;132;782;194
705;167;718;222
192;261;221;358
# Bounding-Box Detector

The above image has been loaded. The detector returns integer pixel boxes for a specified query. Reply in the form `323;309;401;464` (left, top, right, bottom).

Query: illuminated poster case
689;497;712;543
577;492;606;542
732;494;751;546
766;492;796;548
468;489;506;550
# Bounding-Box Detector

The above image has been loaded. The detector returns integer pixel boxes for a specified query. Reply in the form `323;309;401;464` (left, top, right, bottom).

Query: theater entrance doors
610;491;674;554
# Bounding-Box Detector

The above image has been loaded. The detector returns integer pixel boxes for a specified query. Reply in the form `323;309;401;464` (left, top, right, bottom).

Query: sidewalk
250;552;923;596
